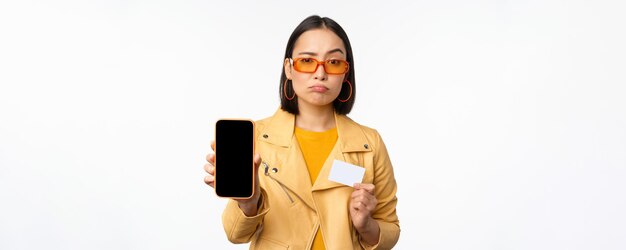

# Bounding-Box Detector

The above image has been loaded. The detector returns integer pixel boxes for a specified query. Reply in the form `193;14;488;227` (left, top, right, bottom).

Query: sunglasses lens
325;59;348;74
292;58;349;74
294;58;318;73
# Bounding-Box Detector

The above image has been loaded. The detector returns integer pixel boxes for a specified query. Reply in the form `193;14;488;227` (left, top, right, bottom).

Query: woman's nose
313;63;327;81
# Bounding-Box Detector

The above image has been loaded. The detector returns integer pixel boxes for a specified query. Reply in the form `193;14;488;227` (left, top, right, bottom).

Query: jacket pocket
263;161;295;205
276;181;295;204
255;237;289;250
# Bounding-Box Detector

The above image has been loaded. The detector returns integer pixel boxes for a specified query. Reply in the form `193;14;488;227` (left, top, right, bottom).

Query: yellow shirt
295;126;338;250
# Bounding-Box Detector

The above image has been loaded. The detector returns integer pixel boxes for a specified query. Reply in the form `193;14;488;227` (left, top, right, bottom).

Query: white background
1;0;625;249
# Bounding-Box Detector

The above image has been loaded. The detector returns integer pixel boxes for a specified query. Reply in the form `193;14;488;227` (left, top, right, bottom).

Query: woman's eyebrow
326;48;345;55
297;51;318;56
297;48;345;56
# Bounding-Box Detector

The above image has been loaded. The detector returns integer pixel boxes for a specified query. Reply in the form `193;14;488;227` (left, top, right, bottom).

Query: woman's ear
284;58;292;79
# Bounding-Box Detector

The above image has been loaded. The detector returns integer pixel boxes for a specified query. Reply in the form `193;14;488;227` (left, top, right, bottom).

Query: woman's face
284;28;348;108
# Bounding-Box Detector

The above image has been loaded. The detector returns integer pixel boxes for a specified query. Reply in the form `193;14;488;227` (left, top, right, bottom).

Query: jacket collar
259;108;372;153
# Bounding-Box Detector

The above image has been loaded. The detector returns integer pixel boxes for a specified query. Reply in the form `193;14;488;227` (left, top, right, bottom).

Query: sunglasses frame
289;57;350;75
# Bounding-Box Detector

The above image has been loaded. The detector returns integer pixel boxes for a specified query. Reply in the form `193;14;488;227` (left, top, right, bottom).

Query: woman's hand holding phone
204;140;262;216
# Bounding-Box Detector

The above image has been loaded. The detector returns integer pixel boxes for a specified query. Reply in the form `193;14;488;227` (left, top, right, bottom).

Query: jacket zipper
263;161;294;203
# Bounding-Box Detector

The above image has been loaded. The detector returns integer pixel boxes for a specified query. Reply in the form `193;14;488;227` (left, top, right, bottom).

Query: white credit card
328;159;365;187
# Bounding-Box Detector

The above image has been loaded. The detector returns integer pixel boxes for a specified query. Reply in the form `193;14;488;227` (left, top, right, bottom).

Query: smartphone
214;119;255;198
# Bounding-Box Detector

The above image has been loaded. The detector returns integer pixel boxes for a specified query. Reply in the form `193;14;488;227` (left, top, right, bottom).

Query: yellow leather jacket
222;108;400;249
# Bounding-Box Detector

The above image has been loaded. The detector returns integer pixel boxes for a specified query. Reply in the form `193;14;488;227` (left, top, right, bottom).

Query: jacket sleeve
221;188;270;244
359;130;400;250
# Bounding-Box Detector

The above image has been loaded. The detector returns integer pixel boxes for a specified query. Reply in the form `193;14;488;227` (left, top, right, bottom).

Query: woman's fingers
351;188;374;199
352;200;374;213
351;189;362;198
353;183;375;195
254;153;262;167
203;150;215;189
351;200;368;212
204;163;215;175
203;140;217;189
350;187;378;213
205;153;215;165
204;175;215;188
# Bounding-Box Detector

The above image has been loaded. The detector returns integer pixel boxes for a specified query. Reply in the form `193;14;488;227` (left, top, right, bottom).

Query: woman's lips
310;85;329;93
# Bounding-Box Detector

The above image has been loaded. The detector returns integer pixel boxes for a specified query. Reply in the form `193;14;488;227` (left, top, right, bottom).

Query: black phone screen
215;120;254;198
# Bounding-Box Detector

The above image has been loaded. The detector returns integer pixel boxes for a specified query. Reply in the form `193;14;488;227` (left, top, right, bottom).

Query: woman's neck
295;102;336;132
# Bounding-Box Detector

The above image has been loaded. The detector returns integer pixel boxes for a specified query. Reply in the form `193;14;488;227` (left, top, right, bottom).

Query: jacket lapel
312;112;372;191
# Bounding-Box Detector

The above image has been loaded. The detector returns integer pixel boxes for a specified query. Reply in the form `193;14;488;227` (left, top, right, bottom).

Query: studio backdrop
1;0;625;249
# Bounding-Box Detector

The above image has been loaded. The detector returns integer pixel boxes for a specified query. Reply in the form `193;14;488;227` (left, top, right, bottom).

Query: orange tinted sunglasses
289;57;350;75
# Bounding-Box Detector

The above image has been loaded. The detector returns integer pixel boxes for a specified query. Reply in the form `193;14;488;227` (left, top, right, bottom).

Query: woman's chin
299;96;335;107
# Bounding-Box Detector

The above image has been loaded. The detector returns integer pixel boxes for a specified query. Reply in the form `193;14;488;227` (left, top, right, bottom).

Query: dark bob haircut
280;15;356;115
